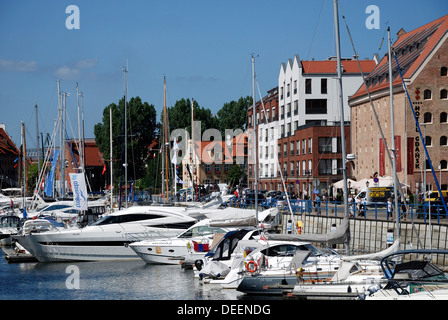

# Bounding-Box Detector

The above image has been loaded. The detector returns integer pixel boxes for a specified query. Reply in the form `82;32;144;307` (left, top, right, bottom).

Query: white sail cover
266;216;350;245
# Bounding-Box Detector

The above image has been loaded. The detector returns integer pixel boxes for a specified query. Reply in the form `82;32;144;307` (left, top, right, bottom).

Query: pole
164;76;169;203
334;0;350;254
252;55;258;222
123;67;128;208
388;27;400;238
110;106;114;211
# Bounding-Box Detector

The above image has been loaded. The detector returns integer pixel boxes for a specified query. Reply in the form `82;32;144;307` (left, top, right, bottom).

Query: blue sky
1;0;447;147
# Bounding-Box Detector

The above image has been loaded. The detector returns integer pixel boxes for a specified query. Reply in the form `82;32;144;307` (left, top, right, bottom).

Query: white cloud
54;65;81;79
0;59;37;72
74;58;98;69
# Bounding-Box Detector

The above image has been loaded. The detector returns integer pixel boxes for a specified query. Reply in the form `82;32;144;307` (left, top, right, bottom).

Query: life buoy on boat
246;260;258;273
257;256;268;268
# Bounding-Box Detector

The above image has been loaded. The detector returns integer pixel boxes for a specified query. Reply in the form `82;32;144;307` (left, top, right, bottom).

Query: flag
171;139;179;165
234;189;239;198
102;164;106;175
69;173;88;210
45;149;60;197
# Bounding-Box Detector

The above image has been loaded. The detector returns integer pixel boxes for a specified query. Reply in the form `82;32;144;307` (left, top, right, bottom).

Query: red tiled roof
350;14;448;100
301;60;376;74
0;128;19;156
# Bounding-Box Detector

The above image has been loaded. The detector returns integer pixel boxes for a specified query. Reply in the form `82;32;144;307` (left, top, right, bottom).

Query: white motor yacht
129;219;232;265
12;206;197;262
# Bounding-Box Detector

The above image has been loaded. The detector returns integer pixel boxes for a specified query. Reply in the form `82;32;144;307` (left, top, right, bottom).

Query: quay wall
278;213;448;254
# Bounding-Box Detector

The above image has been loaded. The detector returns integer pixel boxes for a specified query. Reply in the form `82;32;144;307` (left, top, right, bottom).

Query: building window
441;89;447;99
441;136;447;146
441;160;448;170
205;164;211;173
425;136;432;147
305;79;312;94
424;89;432;100
424;112;432;123
441;67;447;76
321;78;327;94
214;164;220;173
293;80;297;94
441;112;448;123
318;137;332;153
305;99;327;114
318;159;333;175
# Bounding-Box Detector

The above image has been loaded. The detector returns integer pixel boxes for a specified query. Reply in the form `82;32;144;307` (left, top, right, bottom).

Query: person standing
387;198;393;220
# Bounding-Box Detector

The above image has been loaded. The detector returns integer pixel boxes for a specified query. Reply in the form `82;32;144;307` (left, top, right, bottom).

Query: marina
0;0;447;308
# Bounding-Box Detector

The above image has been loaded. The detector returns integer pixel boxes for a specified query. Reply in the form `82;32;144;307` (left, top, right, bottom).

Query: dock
2;247;37;263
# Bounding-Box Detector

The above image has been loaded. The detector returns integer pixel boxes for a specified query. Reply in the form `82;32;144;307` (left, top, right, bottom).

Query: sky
1;0;447;148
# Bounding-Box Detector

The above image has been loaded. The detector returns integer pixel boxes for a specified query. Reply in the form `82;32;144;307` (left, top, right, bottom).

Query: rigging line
255;79;296;226
393;52;448;216
306;0;329;61
341;14;423;247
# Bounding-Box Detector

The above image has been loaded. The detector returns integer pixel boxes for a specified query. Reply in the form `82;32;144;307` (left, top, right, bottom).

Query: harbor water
0;249;245;300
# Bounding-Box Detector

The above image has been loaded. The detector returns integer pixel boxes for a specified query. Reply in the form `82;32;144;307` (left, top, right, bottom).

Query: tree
226;164;247;189
94;96;159;186
217;96;252;137
164;98;219;137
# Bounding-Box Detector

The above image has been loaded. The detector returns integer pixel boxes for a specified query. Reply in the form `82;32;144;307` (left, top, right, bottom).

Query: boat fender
194;259;204;271
246;260;258;273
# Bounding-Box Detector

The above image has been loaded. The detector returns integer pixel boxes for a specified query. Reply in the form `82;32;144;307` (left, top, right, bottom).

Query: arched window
424;89;432;100
441;89;448;99
441;67;448;76
424;112;432;123
441;112;448;123
441;136;448;146
425;135;432;147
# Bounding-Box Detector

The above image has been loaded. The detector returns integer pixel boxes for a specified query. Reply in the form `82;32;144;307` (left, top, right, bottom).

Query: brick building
248;55;376;198
349;15;448;194
0;124;20;188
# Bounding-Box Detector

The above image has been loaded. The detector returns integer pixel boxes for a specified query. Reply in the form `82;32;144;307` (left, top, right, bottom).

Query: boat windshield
178;225;227;238
91;213;165;225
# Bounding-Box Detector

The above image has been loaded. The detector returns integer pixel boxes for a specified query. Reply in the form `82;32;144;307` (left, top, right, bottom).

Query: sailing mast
252;55;258;222
387;27;400;239
164;76;169;203
110;104;114;211
21;121;27;217
333;0;350;253
123;66;128;208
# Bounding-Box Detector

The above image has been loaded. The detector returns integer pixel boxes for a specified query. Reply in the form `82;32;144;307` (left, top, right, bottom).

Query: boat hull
13;226;187;262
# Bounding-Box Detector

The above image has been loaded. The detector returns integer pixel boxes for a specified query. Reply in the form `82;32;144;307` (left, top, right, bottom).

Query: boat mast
252;55;258;222
21;121;27;215
388;27;400;239
164;76;169;203
333;0;350;252
110;104;114;211
123;66;128;208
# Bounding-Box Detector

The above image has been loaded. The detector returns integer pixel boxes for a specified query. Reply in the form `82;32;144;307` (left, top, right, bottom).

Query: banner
69;173;88;210
44;149;60;197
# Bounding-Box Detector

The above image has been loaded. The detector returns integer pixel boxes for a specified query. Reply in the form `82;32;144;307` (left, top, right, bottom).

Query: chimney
397;28;406;39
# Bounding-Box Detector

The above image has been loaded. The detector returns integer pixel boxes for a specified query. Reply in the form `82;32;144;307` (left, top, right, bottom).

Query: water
0;249;244;300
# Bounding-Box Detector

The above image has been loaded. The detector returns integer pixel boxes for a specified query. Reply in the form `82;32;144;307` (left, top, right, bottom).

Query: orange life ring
246;260;258;273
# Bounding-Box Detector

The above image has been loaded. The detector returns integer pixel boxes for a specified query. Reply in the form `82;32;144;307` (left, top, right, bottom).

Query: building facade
248;55;376;198
349;15;448;194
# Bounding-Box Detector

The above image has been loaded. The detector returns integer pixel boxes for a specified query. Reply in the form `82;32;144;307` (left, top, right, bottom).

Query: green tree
226;164;247;189
94;96;159;187
164;98;219;136
217;96;252;137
